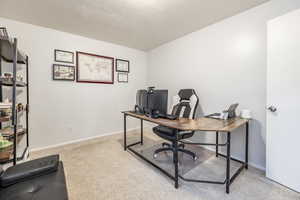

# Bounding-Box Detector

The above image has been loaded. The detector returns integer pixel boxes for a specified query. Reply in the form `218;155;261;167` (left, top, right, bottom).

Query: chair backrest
170;89;199;119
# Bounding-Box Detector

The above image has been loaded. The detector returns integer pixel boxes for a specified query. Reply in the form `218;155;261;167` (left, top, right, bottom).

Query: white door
267;8;300;192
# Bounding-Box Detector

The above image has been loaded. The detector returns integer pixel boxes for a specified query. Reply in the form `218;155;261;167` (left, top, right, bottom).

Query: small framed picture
53;64;75;81
118;73;128;83
54;49;74;63
0;27;8;37
116;59;130;72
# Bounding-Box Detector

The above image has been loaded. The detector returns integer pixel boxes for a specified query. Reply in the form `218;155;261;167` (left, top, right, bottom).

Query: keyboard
158;113;178;120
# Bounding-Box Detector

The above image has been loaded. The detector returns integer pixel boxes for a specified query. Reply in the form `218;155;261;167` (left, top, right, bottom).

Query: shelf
0;116;10;122
0;130;27;164
1;127;26;140
0;36;26;64
0;80;27;87
0;33;29;165
0;146;28;164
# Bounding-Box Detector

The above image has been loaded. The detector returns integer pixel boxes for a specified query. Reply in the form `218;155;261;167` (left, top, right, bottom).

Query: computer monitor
135;90;148;114
147;90;168;115
135;89;168;117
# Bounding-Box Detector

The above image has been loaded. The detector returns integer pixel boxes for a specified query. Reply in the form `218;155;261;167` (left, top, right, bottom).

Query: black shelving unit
0;36;29;165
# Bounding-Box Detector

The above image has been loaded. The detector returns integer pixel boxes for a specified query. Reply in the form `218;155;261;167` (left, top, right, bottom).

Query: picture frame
116;59;130;73
118;73;128;83
0;27;8;37
53;64;75;81
76;51;114;84
54;49;74;63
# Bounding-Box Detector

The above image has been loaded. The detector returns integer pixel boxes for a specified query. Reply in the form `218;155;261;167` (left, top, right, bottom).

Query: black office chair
153;89;199;161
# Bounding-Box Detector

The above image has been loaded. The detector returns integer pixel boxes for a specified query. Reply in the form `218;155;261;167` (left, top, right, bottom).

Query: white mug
240;109;252;119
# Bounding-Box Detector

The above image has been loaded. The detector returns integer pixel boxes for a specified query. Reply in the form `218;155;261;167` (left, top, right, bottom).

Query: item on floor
0;155;68;200
53;64;75;81
76;51;114;84
116;59;130;72
240;109;252;119
117;72;128;83
54;49;74;63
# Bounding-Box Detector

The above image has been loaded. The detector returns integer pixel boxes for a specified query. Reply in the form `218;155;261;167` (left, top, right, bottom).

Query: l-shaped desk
122;111;249;193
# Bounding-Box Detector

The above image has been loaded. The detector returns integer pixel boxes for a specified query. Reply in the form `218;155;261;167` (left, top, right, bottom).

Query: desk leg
174;129;179;189
124;114;127;151
226;132;231;194
216;131;219;157
245;122;249;169
141;119;144;145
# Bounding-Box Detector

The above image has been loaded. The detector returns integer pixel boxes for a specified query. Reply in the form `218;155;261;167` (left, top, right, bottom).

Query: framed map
76;52;114;84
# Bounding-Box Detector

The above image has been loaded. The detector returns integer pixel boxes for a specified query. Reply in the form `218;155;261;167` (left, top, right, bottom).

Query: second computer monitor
148;90;168;115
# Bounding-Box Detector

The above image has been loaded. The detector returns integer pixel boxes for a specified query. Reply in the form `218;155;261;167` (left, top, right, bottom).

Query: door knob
267;106;277;112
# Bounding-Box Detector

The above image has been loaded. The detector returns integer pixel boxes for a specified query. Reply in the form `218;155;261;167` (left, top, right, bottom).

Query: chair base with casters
152;125;198;161
154;142;198;161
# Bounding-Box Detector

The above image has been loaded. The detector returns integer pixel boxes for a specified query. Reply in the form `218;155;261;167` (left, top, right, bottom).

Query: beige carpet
31;130;299;200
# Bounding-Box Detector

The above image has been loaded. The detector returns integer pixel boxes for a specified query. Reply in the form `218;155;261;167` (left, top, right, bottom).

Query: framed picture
118;73;128;83
54;49;74;63
116;59;130;72
0;27;8;37
76;51;114;84
53;64;75;81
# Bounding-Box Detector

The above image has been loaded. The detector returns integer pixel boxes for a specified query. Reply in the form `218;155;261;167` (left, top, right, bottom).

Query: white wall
0;17;147;149
147;0;300;170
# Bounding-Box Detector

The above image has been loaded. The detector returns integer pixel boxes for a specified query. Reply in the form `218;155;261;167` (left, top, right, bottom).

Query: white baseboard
30;127;140;153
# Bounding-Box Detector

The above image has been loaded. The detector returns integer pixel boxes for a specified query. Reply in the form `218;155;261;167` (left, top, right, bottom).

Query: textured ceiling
0;0;269;51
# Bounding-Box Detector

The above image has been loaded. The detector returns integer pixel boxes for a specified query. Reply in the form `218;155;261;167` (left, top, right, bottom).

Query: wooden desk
124;111;248;132
122;111;249;194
